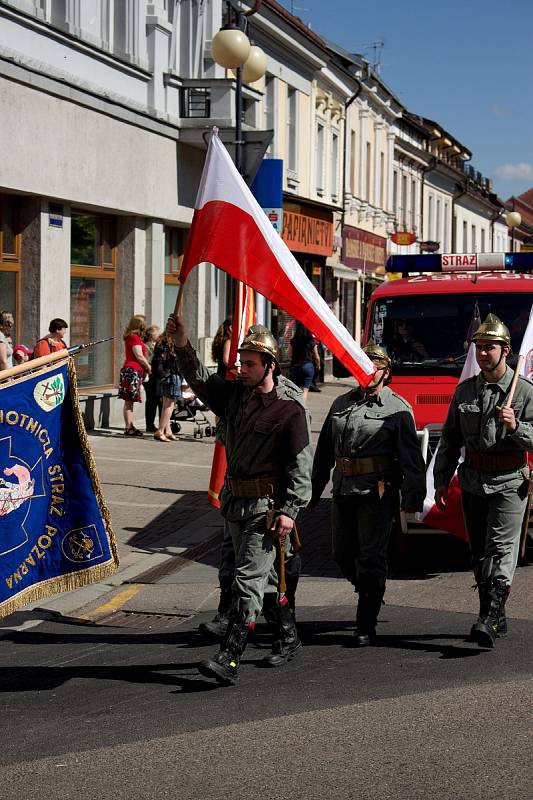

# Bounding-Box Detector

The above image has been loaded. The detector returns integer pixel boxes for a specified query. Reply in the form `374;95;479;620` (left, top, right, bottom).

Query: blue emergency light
386;252;533;274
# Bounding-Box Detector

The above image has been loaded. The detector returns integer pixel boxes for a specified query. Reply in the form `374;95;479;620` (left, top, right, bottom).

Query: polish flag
207;283;256;509
416;343;480;540
518;305;533;380
179;130;375;386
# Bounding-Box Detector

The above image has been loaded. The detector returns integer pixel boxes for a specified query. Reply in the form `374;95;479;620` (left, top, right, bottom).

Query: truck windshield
370;293;530;372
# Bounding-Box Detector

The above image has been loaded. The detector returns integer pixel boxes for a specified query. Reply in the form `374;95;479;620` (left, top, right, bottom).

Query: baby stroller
170;380;215;439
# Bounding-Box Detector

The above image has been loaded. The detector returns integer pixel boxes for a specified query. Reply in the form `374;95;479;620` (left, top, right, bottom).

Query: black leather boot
470;579;510;649
354;586;384;646
198;580;233;640
198;611;252;685
263;597;302;667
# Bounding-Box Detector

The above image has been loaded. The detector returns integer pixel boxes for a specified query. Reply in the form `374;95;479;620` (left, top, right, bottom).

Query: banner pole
504;354;524;408
0;349;70;383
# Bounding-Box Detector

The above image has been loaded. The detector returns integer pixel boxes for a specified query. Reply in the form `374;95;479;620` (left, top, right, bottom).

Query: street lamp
505;209;522;252
211;0;267;174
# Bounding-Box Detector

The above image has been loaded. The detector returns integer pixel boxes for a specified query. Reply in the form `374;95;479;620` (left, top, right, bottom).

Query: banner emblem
33;373;65;412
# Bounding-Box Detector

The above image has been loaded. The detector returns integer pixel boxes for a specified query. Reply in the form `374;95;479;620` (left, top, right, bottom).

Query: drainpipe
341;80;363;264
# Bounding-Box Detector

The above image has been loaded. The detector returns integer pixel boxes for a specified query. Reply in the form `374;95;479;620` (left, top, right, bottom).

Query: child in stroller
170;379;215;438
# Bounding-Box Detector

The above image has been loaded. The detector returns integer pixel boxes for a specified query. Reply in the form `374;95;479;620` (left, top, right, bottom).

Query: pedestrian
33;318;69;358
143;324;161;433
167;317;313;685
434;314;533;648
12;344;33;365
118;313;151;437
0;311;14;370
212;317;232;377
288;321;321;403
153;332;182;442
309;342;426;646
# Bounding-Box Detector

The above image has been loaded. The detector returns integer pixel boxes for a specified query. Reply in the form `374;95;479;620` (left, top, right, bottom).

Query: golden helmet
238;324;279;362
472;314;510;346
364;341;391;370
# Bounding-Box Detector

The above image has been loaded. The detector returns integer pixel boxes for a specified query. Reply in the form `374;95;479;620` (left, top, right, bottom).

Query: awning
331;263;361;281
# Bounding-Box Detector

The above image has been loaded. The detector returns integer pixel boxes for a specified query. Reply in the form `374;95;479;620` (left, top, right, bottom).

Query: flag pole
504;354;524;408
0;349;69;382
173;283;186;318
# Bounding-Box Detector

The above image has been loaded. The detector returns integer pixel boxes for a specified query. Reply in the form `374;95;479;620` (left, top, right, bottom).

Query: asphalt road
2;599;532;800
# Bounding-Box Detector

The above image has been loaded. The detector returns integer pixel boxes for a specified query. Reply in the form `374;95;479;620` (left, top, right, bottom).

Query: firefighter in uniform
434;314;533;648
167;317;312;684
310;343;426;645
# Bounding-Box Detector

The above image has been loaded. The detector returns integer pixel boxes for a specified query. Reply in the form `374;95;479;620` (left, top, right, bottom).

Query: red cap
13;344;33;356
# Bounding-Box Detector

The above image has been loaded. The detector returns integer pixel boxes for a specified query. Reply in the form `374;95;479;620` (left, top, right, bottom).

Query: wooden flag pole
504;354;524;408
0;349;69;383
173;283;186;318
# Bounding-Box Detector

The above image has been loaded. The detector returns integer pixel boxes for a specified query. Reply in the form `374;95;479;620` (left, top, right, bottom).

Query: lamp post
505;209;522;252
211;0;267;175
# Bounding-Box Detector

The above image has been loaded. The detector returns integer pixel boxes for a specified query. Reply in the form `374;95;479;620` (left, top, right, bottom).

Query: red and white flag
207;283;256;509
179;131;375;387
416;343;480;540
518;305;533;379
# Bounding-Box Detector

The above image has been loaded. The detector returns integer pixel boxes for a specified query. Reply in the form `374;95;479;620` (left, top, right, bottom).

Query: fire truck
363;252;533;538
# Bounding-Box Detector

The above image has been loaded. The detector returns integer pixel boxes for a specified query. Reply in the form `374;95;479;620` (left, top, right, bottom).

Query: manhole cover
96;610;191;630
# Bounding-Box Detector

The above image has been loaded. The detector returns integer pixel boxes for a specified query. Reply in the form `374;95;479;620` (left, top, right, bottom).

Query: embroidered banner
0;357;118;618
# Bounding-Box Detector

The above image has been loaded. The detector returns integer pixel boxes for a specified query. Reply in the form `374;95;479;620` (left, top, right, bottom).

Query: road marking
79;584;142;620
106;500;171;508
94;456;211;468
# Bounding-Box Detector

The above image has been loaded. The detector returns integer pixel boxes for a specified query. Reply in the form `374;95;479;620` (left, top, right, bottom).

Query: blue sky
277;0;533;201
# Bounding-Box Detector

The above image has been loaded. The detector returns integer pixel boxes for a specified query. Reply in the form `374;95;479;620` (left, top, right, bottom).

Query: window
264;76;275;156
287;88;297;172
392;171;398;218
331;131;339;199
70;213;116;388
410;179;416;231
315;123;324;194
481;228;486;253
379;152;385;209
463;220;468;252
428;194;433;240
401;176;408;228
0;195;21;338
443;202;449;251
165;227;188;321
350;131;357;195
436;198;441;244
471;224;477;253
366;142;372;203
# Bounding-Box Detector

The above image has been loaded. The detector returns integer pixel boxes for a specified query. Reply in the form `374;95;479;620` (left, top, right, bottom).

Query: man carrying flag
434;313;533;648
167;314;312;685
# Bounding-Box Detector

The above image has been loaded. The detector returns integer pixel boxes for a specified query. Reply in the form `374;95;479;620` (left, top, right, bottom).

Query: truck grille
416;394;453;405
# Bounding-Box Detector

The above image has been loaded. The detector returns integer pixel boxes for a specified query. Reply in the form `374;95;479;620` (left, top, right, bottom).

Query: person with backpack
33;318;69;358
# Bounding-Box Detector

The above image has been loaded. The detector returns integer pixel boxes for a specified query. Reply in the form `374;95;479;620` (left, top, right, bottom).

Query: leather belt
335;456;393;477
465;450;527;473
227;476;279;498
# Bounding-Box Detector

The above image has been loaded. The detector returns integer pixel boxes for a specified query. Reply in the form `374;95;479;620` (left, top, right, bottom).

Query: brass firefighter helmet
238;324;279;362
364;342;391;370
472;314;511;346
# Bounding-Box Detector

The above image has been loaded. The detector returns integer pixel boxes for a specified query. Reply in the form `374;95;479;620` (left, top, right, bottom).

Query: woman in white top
0;311;14;371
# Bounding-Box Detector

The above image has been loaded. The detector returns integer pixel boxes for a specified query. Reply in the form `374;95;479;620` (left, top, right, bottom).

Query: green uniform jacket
434;366;533;496
176;342;313;522
312;385;426;510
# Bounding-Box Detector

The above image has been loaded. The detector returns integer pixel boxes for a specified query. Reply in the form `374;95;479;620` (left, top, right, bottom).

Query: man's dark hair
49;318;68;333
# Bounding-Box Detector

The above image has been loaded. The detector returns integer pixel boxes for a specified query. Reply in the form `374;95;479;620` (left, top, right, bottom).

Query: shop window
164;227;188;321
0;195;21;337
70;212;116;388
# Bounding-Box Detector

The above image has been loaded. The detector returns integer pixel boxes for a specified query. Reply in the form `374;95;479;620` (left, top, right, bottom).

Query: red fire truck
363;252;533;539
